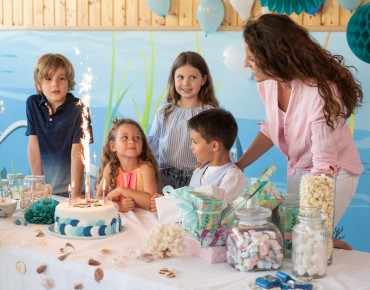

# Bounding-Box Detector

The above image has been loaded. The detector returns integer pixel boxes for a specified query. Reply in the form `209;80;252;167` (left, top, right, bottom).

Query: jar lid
0;179;10;185
236;197;271;221
24;175;45;181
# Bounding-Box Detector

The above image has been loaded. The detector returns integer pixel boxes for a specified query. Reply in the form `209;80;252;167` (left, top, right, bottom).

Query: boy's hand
150;193;163;212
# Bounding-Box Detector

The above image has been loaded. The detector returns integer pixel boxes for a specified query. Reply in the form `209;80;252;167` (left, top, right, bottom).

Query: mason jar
0;179;12;200
226;198;283;272
292;206;328;279
299;173;335;265
7;173;24;203
20;175;49;211
275;193;300;258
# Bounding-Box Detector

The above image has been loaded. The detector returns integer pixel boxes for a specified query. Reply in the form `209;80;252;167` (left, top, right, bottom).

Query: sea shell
94;268;104;283
88;258;101;266
36;231;45;237
15;261;26;274
57;252;71;261
159;268;177;278
41;278;55;289
59;243;74;259
74;283;83;289
99;248;112;254
165;271;176;278
60;243;74;253
159;268;169;274
136;253;154;263
36;264;47;274
65;242;75;249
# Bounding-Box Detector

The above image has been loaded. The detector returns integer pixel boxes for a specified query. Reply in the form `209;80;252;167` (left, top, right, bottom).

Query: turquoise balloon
346;3;370;63
303;4;322;15
338;0;361;12
146;0;170;17
259;0;326;15
197;0;225;35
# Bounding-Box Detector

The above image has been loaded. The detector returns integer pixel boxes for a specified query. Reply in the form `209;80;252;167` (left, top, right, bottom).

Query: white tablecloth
1;205;370;290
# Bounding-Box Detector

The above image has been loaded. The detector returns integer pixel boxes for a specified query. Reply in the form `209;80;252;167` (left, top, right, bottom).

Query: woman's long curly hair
95;118;162;192
163;51;219;124
243;14;363;130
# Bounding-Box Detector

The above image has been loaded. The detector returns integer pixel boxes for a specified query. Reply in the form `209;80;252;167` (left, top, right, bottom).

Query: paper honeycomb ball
346;3;370;63
259;0;326;15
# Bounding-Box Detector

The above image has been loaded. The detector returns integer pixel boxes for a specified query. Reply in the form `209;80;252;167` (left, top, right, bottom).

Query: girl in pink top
236;14;363;249
95;119;161;212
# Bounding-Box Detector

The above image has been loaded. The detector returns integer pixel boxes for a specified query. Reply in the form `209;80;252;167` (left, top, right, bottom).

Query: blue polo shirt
25;93;93;194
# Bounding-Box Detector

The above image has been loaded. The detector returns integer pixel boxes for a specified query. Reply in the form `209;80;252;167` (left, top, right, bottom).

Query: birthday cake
54;199;122;238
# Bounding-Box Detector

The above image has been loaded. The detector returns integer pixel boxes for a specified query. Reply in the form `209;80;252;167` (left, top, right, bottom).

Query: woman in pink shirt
236;14;363;249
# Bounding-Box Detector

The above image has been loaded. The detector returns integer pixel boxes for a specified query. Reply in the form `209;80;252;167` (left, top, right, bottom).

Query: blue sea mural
0;30;369;252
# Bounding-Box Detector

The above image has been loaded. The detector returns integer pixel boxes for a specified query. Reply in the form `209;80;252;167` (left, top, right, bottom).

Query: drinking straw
11;161;16;175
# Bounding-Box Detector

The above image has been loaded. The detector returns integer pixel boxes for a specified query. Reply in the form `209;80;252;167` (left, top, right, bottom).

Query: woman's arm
235;131;274;170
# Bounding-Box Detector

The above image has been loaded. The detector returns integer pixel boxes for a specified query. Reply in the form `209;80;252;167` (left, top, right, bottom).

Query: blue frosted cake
54;199;122;237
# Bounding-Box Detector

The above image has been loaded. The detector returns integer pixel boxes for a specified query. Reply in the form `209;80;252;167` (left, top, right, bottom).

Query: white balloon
229;0;254;21
223;45;253;79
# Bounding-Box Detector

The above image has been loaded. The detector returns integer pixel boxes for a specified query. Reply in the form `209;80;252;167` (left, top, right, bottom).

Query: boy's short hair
188;108;238;151
34;53;75;94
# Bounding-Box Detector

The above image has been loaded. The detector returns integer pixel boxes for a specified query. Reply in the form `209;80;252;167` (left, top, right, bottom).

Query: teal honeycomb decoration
346;3;370;63
259;0;326;15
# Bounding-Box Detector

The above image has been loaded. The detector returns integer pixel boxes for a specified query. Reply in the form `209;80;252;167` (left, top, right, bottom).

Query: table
1;204;370;290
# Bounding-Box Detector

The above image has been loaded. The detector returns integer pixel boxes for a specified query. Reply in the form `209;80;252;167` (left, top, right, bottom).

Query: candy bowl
0;198;17;218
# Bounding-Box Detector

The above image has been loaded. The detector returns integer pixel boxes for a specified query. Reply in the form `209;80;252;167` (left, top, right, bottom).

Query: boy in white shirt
187;108;248;208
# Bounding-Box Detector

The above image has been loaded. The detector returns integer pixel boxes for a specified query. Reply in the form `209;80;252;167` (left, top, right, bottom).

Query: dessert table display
1;203;370;290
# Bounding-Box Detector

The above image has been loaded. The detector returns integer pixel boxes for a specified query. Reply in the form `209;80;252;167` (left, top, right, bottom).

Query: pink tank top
115;167;144;191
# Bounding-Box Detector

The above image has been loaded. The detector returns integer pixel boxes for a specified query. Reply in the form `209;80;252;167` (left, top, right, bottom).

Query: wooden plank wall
0;0;368;31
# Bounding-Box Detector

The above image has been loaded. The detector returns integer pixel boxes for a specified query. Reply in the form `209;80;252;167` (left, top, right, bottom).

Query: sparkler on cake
78;67;94;205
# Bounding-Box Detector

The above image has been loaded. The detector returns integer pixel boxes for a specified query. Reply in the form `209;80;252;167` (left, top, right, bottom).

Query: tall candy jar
299;173;335;265
292;206;328;279
226;198;283;272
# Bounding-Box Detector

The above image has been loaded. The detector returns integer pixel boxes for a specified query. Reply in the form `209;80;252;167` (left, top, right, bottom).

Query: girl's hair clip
112;116;118;124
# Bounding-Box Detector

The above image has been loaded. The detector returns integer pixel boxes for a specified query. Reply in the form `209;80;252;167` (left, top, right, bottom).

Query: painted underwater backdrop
0;30;369;252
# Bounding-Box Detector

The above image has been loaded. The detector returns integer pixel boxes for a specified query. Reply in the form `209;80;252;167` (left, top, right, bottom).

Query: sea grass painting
0;30;369;252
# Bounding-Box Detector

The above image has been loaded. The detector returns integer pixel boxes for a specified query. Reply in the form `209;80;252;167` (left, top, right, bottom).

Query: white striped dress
148;103;214;171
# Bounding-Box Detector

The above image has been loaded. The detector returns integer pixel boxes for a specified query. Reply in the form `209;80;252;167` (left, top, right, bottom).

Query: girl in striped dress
148;51;219;189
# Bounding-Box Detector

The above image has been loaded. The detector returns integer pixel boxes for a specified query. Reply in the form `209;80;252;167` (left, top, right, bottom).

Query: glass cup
0;179;12;200
7;173;24;207
20;175;50;211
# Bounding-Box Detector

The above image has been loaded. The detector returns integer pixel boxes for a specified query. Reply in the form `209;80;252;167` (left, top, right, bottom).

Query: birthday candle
71;181;75;202
68;184;71;206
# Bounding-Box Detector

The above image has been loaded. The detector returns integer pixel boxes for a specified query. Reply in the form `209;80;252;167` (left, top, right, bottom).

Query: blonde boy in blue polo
26;54;93;197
